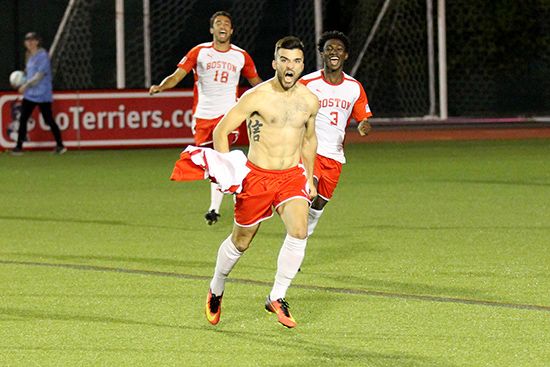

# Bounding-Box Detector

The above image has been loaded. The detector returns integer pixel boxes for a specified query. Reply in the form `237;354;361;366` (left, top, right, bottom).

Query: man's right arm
213;92;255;153
148;68;187;95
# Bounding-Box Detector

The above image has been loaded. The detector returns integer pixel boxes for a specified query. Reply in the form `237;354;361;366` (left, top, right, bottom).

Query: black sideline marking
1;259;549;313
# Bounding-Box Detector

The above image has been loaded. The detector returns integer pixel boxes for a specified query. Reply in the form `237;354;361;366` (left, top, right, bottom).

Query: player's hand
17;83;28;94
307;179;317;199
148;85;161;95
358;120;371;136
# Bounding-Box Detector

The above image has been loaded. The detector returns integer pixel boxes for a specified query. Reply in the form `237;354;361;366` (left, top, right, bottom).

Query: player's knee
231;233;253;252
287;228;307;240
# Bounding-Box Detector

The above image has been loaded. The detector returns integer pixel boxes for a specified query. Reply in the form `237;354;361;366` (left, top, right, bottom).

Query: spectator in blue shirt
10;32;66;155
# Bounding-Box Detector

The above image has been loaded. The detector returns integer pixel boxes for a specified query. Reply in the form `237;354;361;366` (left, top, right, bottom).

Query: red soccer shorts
313;154;343;201
193;115;238;147
234;161;310;227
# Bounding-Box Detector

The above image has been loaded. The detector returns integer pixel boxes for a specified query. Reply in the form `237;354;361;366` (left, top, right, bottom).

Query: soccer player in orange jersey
299;31;373;236
149;11;262;225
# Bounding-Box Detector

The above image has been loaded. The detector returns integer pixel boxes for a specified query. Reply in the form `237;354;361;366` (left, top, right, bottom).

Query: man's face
24;37;38;50
210;15;233;43
321;39;348;72
272;48;305;90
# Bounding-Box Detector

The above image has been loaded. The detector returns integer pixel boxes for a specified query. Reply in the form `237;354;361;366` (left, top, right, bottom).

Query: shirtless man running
205;36;319;328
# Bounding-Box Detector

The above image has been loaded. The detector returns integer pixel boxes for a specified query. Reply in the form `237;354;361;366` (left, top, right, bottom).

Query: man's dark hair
274;36;305;58
210;11;232;28
317;31;350;53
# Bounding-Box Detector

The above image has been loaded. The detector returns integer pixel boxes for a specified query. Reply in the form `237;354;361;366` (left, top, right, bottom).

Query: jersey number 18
214;70;229;83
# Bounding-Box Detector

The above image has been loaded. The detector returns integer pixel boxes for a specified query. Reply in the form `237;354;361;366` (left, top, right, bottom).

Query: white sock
209;182;224;213
209;236;243;295
307;207;324;236
269;234;307;300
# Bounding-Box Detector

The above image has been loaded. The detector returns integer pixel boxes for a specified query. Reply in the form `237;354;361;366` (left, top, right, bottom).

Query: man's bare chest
257;98;310;126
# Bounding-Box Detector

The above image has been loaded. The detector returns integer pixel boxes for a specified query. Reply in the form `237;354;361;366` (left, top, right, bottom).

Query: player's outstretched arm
357;119;372;136
213;92;256;153
149;68;187;95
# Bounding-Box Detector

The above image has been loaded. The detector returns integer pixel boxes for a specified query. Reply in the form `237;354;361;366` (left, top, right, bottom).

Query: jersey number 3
214;70;229;83
330;111;339;126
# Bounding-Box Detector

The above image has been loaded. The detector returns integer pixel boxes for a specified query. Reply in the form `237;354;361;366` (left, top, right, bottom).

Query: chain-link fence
50;0;97;90
348;0;432;118
347;0;550;117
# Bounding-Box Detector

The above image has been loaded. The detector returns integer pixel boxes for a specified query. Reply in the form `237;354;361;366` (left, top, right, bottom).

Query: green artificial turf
1;139;549;366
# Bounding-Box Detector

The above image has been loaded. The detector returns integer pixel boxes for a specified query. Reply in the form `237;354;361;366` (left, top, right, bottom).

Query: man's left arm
246;76;263;86
18;72;44;93
301;105;318;199
242;52;262;87
352;83;373;137
357;119;372;136
19;52;49;93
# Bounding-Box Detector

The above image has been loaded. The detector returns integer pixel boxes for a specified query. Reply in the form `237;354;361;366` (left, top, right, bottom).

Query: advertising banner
0;90;247;150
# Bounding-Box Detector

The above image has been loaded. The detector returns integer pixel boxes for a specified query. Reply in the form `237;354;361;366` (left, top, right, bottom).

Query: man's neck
213;40;231;52
323;68;344;84
271;77;297;93
28;46;40;55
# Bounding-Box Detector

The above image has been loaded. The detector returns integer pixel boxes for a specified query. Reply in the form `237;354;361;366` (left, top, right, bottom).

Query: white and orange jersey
299;70;372;163
178;42;259;119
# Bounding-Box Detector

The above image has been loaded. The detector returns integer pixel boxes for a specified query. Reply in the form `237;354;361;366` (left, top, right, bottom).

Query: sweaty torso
245;82;314;170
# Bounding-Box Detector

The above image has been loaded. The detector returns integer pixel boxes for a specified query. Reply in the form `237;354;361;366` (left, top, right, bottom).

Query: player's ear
272;60;276;70
210;27;214;35
344;52;349;61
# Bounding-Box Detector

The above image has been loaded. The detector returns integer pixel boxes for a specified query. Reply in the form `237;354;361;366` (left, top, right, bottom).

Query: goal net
50;0;97;89
348;0;435;119
50;0;319;91
349;0;550;119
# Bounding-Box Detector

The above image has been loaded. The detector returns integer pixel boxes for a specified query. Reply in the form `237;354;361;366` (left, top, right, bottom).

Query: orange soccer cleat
265;296;297;328
205;289;223;325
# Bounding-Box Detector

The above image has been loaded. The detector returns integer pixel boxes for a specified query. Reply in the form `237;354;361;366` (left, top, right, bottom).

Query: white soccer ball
9;70;26;89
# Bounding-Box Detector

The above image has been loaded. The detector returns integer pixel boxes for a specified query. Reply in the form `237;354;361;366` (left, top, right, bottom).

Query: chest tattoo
248;119;263;142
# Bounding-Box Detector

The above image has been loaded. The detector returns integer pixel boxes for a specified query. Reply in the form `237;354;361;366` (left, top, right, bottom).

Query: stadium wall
0;89;248;150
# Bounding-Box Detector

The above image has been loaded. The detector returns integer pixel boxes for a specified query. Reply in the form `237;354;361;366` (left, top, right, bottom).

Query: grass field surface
1;139;549;366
